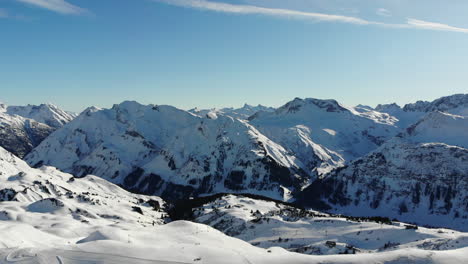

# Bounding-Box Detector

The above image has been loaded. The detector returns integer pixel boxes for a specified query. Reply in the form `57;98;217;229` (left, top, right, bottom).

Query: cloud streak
157;0;369;25
15;0;87;15
376;8;391;17
407;18;468;33
156;0;468;34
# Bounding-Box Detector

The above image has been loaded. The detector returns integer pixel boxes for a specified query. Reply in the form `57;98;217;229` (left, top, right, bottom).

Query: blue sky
1;0;468;112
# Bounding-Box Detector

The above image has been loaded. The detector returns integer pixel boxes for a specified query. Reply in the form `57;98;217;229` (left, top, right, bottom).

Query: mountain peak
112;100;144;110
375;103;401;112
308;98;348;112
80;106;102;116
277;97;348;114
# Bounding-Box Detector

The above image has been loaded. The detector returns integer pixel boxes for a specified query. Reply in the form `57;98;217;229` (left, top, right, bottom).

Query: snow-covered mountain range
23;96;415;202
25;101;308;201
24;94;468;207
0;93;465;242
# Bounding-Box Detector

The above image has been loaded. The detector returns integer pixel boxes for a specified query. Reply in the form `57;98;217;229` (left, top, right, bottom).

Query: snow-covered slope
0;106;54;158
298;111;468;231
191;194;468;255
0;146;165;227
5;103;76;128
3;220;466;264
26;101;308;201
404;112;468;148
190;103;275;120
249;98;400;176
375;103;426;129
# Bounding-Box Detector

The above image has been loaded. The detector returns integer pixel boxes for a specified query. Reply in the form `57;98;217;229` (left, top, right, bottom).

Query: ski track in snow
1;248;190;264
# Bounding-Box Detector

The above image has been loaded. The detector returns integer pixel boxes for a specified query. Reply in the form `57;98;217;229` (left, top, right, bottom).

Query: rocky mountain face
249;98;400;176
5;103;76;128
298;111;468;231
26;101;309;201
0;102;76;158
0;107;55;158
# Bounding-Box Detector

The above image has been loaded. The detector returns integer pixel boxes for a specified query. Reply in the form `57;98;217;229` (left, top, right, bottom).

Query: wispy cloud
376;8;391;17
15;0;87;15
407;18;468;33
156;0;468;34
157;0;369;25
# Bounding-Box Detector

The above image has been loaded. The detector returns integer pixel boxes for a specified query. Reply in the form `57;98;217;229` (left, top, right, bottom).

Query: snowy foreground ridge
0;93;467;263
